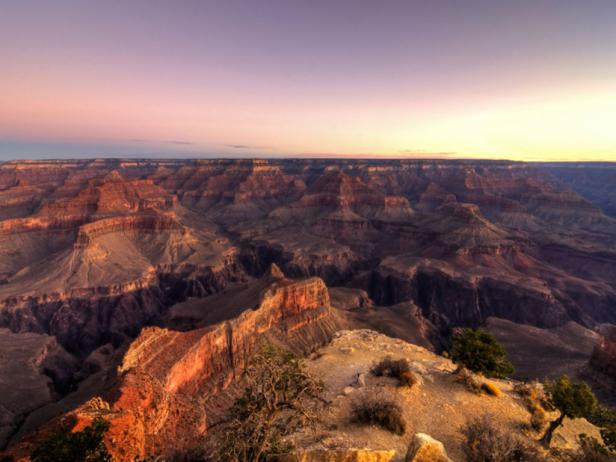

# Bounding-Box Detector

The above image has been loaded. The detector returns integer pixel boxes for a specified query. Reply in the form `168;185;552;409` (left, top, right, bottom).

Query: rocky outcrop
0;261;242;355
74;268;337;460
0;329;78;449
74;215;183;246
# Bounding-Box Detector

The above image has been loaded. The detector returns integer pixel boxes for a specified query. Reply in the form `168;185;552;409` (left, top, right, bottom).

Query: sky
1;0;615;161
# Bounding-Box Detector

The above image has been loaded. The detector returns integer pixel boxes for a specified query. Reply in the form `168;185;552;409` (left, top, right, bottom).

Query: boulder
406;433;452;462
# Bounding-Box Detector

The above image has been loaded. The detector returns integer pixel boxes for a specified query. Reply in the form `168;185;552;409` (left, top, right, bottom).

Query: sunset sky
1;0;615;161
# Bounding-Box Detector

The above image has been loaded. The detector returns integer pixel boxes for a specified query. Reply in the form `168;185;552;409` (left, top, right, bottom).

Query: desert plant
30;417;112;462
530;405;548;432
451;328;514;378
371;356;412;384
564;434;615;462
481;381;502;397
217;344;324;462
455;367;482;393
540;375;598;448
515;381;549;410
588;405;616;454
400;370;419;388
461;414;546;462
514;381;549;432
350;390;406;435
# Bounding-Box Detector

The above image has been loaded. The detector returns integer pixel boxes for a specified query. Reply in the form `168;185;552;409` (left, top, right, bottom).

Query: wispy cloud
166;140;194;145
128;138;195;146
225;144;270;150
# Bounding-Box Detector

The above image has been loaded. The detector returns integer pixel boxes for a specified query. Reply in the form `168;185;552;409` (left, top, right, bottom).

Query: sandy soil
289;329;603;462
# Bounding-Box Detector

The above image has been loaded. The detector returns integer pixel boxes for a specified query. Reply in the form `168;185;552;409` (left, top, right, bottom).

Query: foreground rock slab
269;449;396;462
406;433;452;462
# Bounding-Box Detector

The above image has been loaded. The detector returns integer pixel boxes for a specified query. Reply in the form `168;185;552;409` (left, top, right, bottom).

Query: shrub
481;381;502;397
564;435;614;462
217;344;323;462
540;376;598;447
350;390;406;435
530;405;547;432
461;415;546;462
514;381;550;432
515;381;548;409
399;370;419;388
451;328;514;378
30;417;112;462
371;357;410;380
588;405;616;454
455;367;482;393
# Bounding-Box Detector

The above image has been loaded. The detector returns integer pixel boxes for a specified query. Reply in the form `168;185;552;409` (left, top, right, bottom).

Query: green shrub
30;417;112;462
540;375;598;447
451;328;514;378
588;405;616;454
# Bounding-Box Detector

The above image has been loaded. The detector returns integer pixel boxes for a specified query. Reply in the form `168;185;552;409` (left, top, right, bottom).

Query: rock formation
4;266;339;460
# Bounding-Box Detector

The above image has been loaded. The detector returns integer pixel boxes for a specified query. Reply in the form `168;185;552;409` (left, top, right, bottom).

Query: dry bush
400;370;419;388
370;356;417;386
514;381;550;432
515;381;548;409
350;390;406;435
562;435;615;462
217;344;323;462
530;405;548;432
461;415;547;462
455;367;482;394
481;381;502;397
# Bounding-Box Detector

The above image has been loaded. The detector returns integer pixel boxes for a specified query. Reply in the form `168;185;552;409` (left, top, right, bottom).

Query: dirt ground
288;329;603;462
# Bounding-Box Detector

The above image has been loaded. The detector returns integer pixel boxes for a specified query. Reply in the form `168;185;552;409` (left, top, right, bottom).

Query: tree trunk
540;412;565;447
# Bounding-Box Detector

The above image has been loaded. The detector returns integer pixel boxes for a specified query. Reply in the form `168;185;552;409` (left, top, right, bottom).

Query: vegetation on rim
451;328;514;379
30;417;112;462
540;376;598;448
217;344;324;462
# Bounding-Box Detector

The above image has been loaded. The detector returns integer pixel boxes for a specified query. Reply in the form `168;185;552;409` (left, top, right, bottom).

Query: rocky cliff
4;266;339;460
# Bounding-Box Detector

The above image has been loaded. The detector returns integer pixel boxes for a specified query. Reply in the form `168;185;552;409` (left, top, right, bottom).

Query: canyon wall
1;158;615;457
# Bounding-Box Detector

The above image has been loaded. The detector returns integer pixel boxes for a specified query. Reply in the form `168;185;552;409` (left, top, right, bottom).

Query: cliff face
0;329;77;448
33;269;336;460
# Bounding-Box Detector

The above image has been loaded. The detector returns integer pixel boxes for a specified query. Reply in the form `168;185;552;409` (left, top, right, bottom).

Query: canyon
0;158;615;459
